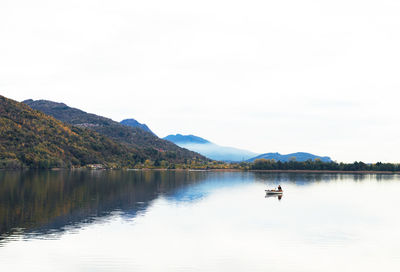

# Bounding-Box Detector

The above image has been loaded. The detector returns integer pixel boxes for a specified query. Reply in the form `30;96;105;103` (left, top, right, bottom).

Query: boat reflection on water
265;187;283;201
265;193;283;201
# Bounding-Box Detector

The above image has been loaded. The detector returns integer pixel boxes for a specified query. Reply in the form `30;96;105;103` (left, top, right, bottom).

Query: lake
1;170;400;271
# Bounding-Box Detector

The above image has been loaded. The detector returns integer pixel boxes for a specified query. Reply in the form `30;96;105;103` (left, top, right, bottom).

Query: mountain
23;99;206;163
120;119;155;135
247;152;332;162
164;134;210;144
163;134;258;161
0;95;144;169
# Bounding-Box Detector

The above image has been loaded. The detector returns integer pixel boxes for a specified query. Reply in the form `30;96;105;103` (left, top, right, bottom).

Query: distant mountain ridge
23;99;207;163
163;134;258;161
163;134;332;163
247;152;332;162
164;134;210;144
120;119;155;135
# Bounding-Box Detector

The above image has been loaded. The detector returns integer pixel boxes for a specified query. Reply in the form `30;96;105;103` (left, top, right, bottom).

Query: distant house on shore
86;164;105;170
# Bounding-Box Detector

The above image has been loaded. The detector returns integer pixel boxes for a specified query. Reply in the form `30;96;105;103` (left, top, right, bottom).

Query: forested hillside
0;95;144;168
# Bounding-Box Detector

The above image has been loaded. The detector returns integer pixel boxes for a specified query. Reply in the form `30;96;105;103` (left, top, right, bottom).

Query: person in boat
277;185;282;191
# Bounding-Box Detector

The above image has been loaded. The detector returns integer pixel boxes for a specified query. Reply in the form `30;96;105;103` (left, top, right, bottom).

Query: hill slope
247;152;332;162
23;99;206;163
120;119;155;135
163;134;258;161
0;95;144;168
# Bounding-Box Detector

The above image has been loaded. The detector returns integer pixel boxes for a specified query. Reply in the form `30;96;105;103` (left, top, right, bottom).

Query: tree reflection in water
0;170;209;243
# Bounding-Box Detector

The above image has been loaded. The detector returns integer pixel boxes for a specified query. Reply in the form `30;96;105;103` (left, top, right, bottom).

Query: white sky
1;0;400;163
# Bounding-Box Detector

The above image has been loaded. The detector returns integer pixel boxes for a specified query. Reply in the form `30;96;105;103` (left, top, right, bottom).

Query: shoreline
1;168;400;174
129;168;400;174
247;169;400;174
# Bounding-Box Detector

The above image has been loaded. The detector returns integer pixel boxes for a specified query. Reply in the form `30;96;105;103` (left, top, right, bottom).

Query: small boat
265;189;283;194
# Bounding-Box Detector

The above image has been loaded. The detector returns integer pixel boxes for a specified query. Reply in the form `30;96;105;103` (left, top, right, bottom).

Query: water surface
0;170;399;271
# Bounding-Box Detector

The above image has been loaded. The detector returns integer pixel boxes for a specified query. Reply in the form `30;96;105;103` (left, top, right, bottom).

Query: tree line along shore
1;158;400;173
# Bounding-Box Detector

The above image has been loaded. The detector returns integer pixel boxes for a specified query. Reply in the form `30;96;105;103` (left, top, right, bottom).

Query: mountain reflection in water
1;171;400;272
0;170;210;243
0;170;397;245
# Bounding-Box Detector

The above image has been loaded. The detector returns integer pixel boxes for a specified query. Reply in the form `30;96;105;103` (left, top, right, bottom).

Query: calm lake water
1;170;400;271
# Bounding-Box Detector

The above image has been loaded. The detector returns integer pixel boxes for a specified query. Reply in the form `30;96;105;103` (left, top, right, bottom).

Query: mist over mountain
247;152;332;162
163;134;332;163
120;119;155;135
163;134;258;162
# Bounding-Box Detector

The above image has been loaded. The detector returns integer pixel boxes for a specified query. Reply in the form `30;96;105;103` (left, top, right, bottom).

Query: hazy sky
1;0;400;162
